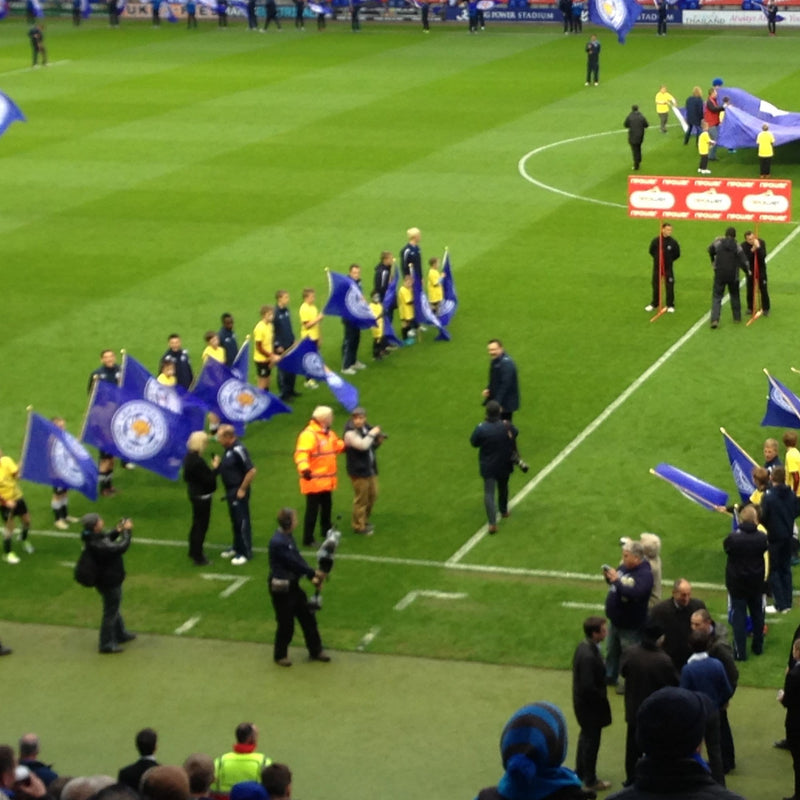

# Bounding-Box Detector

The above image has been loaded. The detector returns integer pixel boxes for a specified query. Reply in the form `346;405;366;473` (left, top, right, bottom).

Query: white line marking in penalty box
561;601;605;611
447;222;800;566
201;573;251;598
175;615;201;635
394;590;468;611
356;626;382;651
0;60;71;77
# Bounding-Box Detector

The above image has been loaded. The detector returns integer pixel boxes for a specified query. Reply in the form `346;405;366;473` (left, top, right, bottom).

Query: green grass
1;16;800;797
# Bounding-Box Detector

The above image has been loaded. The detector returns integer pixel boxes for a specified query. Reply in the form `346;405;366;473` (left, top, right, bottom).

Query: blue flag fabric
0;92;26;137
752;0;785;21
437;250;458;327
20;413;98;501
29;0;44;16
277;338;359;411
82;381;194;481
762;372;800;429
121;353;207;431
721;428;758;504
381;269;404;348
162;1;178;21
718;87;800;150
413;281;451;342
323;271;377;330
0;0;9;18
81;0;91;18
191;357;290;436
652;463;729;512
231;339;250;381
588;0;641;42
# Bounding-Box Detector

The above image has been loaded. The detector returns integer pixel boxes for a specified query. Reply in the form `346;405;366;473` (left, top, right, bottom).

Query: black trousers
625;722;641;785
303;491;332;546
651;261;675;307
277;367;297;399
188;496;211;562
630;142;642;170
270;584;323;660
745;267;770;313
226;493;252;559
575;725;602;786
97;584;127;650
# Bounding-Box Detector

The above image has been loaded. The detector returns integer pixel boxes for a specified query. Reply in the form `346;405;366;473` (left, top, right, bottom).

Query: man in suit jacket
572;616;612;793
118;728;158;792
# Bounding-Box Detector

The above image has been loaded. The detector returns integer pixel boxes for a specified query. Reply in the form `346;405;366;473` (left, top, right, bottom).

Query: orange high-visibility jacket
294;419;345;494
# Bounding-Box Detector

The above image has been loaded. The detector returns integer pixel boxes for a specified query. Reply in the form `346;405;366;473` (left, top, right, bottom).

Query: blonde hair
186;431;208;453
407;226;421;240
311;405;333;424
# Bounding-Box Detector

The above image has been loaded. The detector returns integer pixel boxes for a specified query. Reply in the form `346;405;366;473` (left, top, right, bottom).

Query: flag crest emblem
111;401;169;459
301;352;326;379
218;379;269;421
50;434;85;485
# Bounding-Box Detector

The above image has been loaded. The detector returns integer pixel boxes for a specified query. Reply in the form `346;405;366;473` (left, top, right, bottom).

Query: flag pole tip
26;405;33;412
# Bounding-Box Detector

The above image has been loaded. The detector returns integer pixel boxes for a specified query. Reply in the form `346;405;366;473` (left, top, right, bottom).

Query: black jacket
723;521;767;595
572;639;612;729
182;451;218;499
761;482;799;542
486;353;520;414
708;236;748;281
607;757;746;799
620;642;679;723
82;527;131;589
470;419;517;479
625;110;649;145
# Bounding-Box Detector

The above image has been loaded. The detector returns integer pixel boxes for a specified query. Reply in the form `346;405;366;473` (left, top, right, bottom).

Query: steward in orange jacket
294;406;345;546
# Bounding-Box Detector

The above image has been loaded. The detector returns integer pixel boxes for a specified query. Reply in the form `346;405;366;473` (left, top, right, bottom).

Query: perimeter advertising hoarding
628;176;792;223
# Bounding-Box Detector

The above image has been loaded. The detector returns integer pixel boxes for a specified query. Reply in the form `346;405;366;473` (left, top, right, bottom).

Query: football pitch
1;15;800;798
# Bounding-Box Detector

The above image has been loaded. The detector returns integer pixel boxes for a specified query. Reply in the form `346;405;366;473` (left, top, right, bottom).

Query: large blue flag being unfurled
761;370;800;429
720;427;758;504
191;356;290;435
323;270;377;330
121;353;207;431
82;380;194;480
0;92;26;137
277;338;359;411
651;463;728;512
718;87;800;150
437;249;458;327
20;412;98;501
589;0;641;42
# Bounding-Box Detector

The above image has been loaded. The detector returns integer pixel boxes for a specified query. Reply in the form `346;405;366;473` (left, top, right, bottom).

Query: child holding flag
0;447;32;563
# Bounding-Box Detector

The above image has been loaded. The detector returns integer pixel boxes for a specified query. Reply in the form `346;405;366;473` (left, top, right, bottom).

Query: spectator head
235;724;258;746
725;226;737;239
186;431;209;455
136;729;158;758
582;616;606;641
182;755;214;797
19;735;39;759
636;687;709;759
140;767;190;800
690;608;713;635
216;425;237;446
94;784;139;800
621;539;644;567
688;629;710;654
671;578;693;608
230;783;267;800
485;400;501;422
221;313;234;329
0;746;16;790
62;776;116;800
261;764;291;800
496;703;579;798
631;104;638;112
311;406;333;429
277;508;297;533
772;466;787;485
47;776;73;800
80;513;103;533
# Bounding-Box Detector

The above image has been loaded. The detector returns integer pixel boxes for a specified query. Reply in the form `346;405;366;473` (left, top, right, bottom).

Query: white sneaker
766;604;778;614
354;361;367;370
231;555;248;566
54;520;69;530
220;548;236;559
3;552;20;565
341;367;357;375
66;515;79;523
667;307;675;313
124;462;136;470
22;541;34;554
304;379;319;389
645;305;655;312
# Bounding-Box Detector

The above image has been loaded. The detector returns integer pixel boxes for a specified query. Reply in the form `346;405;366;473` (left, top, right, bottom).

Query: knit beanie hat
230;782;269;800
636;687;709;759
497;703;581;800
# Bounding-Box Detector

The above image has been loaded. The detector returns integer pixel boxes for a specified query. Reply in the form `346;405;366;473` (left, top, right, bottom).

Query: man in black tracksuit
708;227;749;328
624;104;649;171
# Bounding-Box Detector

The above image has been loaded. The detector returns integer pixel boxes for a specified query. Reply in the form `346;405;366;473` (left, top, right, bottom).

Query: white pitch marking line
448;222;800;566
175;615;201;635
201;573;251;598
356;626;382;651
394;590;468;611
561;601;605;611
0;59;71;77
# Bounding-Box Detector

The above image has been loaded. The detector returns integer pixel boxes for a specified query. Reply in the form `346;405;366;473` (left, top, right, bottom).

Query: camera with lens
512;452;530;474
307;519;342;613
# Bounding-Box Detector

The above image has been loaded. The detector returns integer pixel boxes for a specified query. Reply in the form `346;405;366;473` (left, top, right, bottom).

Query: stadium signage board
627;176;792;223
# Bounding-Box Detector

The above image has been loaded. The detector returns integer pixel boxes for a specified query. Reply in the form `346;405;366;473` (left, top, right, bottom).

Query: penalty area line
447;222;800;566
0;60;71;77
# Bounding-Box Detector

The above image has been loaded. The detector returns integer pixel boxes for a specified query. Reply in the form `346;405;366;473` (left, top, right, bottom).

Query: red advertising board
627;176;792;223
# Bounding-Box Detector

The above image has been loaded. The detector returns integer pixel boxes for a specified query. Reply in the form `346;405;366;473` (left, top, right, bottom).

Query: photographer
343;407;384;536
470;400;519;535
80;513;136;654
0;745;47;800
268;508;330;668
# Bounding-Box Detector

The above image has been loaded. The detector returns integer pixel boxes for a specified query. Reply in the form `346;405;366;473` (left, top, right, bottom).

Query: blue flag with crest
323;270;378;330
762;371;800;429
413;281;450;342
589;0;641;42
20;412;98;501
191;356;290;436
381;268;404;348
651;463;728;512
437;249;458;327
82;380;194;481
277;338;359;411
720;427;758;504
0;92;26;137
